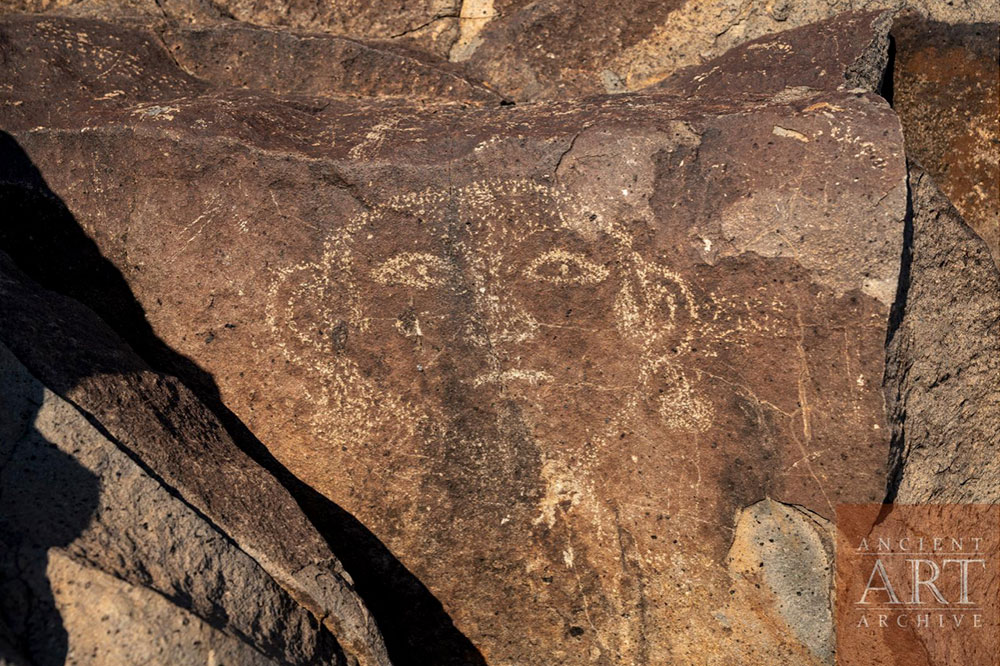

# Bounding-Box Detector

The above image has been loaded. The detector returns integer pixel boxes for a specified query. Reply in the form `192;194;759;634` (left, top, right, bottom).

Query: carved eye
524;250;609;285
371;252;452;289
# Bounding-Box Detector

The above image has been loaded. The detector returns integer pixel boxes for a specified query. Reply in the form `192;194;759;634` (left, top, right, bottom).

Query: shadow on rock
0;355;101;665
0;130;487;666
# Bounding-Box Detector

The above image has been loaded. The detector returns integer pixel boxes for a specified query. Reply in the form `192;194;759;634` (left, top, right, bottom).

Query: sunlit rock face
0;250;391;666
0;11;909;665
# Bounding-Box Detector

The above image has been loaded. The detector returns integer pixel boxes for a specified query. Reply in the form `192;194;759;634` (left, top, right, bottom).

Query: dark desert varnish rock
0;13;907;664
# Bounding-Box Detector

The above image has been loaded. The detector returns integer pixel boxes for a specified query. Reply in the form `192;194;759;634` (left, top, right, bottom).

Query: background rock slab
3;1;997;101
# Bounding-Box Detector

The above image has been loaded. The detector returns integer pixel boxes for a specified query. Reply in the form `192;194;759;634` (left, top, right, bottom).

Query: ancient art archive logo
836;504;1000;665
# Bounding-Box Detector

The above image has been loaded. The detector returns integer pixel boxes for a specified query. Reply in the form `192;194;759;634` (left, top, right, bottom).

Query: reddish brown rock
5;1;998;101
0;14;496;121
891;15;999;264
0;0;463;58
447;1;994;100
655;10;893;99
0;12;908;661
157;22;500;103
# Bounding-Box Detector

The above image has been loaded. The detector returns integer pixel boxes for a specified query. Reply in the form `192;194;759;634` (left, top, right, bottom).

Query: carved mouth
471;369;553;387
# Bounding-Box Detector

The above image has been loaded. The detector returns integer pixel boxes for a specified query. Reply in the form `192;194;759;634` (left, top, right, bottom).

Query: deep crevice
882;168;915;505
880;33;895;106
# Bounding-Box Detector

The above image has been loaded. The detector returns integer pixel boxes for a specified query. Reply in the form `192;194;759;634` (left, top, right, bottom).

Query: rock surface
655;10;893;99
0;0;463;58
0;14;497;111
4;1;997;102
724;499;836;665
890;14;999;264
885;163;1000;504
157;22;501;103
0;248;390;665
0;12;909;663
0;335;339;665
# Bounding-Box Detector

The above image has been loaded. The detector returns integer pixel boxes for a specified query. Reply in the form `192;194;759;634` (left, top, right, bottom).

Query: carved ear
266;249;363;364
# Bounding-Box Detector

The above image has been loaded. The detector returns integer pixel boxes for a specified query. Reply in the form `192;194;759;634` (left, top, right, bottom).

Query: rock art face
891;15;999;264
0;250;390;666
885;164;1000;504
0;13;908;662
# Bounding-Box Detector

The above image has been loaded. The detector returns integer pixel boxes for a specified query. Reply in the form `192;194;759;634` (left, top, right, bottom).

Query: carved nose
473;285;539;347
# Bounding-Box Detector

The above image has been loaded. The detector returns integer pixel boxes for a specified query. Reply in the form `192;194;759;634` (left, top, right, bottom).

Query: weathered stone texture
656;11;893;99
0;13;909;661
0;336;342;665
885;164;1000;504
891;15;999;264
4;1;996;101
449;0;996;100
723;499;836;665
0;0;463;57
158;22;500;103
0;15;496;111
0;248;390;665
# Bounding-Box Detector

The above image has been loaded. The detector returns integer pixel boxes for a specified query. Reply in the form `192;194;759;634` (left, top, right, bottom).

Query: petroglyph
524;249;610;285
262;178;811;663
372;252;453;289
265;179;732;446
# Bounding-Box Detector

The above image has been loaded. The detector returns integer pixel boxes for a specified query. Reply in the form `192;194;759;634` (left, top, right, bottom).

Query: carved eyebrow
371;252;452;289
523;249;610;285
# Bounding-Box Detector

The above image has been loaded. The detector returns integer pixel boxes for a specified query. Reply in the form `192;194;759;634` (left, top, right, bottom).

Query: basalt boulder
0;14;498;112
0;252;388;665
0;243;390;663
5;1;997;102
0;0;463;58
447;0;994;100
890;14;999;265
885;163;1000;504
0;12;908;663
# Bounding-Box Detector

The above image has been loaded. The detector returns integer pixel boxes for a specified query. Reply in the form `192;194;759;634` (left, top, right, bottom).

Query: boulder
157;22;501;103
0;330;339;664
451;0;996;100
0;12;908;662
654;10;893;99
0;0;462;58
890;14;999;265
884;163;1000;504
0;250;390;665
0;14;497;115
